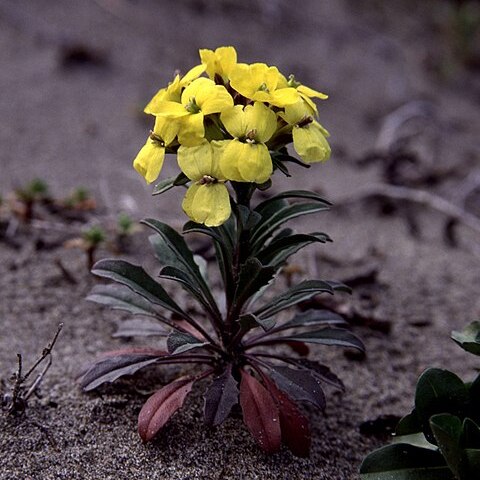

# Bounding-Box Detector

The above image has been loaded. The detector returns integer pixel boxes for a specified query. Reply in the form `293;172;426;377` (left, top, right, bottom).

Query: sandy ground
1;0;480;479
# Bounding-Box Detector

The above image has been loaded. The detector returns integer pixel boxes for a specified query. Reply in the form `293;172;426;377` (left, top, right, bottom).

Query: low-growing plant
80;46;365;456
360;321;480;479
14;178;51;222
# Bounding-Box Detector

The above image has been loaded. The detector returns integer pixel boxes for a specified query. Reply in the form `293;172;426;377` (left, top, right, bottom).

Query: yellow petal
181;77;216;103
153;116;178;145
298;85;328;100
268;87;300;107
180;64;206;86
200;46;237;80
280;101;314;125
218;139;244;182
244;102;277;143
230;63;279;99
221;140;272;183
292;122;331;163
182;183;231;227
150;100;189;118
196;85;233;115
177;113;205;146
133;139;165;183
177;142;213;181
221;105;247;139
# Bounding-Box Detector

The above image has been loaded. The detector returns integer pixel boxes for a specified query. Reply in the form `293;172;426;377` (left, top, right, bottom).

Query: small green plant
79;46;364;456
14;178;51;222
360;321;480;479
82;226;106;269
63;187;96;210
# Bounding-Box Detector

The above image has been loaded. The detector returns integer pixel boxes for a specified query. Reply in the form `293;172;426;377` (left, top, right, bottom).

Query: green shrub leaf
451;321;480;356
360;443;452;479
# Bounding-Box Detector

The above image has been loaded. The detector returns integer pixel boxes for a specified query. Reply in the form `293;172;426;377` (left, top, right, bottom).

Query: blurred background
0;0;479;222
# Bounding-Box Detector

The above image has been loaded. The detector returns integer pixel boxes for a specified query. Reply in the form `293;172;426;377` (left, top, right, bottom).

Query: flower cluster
134;46;331;227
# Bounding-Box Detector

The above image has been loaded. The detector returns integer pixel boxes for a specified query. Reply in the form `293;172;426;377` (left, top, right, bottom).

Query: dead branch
336;184;480;237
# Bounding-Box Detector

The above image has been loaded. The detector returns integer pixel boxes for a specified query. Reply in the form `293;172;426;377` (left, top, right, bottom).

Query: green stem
225;183;256;341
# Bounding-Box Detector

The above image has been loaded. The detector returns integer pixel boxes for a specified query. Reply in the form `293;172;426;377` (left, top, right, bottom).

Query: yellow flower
219;102;277;183
229;63;299;107
279;102;331;163
278;74;328;114
199;46;237;83
133;117;178;183
177;141;231;227
150;77;233;147
144;64;206;114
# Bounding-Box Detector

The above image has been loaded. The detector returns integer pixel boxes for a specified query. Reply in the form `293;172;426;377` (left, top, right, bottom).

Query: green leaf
233;258;276;314
272;156;291;176
279;309;347;331
429;414;464;479
159;265;215;317
152;172;189;196
360;443;452;479
275;327;365;352
237;205;262;230
86;284;162;318
451;321;480;356
167;331;208;355
238;313;276;332
254;280;335;319
415;368;470;444
396;409;423;436
267;366;326;410
464;448;480;477
80;350;167;391
91;259;184;316
256;232;332;267
183;221;234;296
254;190;331;215
143;218;220;318
285;359;345;390
462;418;480;449
251;202;331;250
270;152;311;169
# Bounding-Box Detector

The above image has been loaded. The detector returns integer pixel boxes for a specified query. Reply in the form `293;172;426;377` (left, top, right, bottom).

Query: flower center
198;175;217;185
245;129;257;144
258;82;269;93
185;97;201;114
149;131;165;147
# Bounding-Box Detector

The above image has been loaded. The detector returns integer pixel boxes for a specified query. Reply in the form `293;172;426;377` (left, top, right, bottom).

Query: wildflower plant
80;46;364;456
360;321;480;479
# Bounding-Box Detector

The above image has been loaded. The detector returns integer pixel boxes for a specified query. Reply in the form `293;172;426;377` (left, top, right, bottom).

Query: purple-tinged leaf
138;378;194;442
285;341;310;357
254;280;335;320
281;309;347;330
262;374;311;458
80;349;167;391
91;259;184;316
167;331;209;355
271;327;365;352
204;365;239;426
288;359;345;391
86;284;161;318
268;366;326;410
240;370;281;454
239;313;276;333
112;318;169;338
